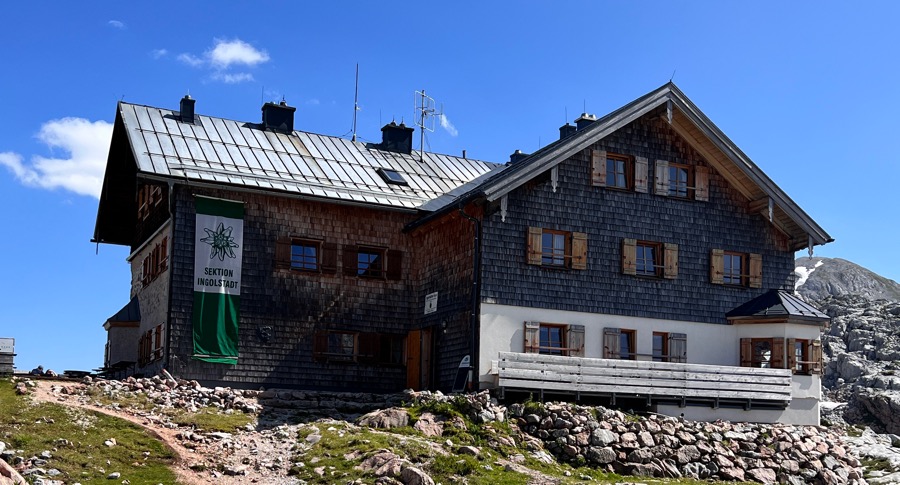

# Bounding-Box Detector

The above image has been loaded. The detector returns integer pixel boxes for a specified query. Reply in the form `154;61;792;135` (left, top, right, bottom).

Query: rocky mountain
795;257;900;302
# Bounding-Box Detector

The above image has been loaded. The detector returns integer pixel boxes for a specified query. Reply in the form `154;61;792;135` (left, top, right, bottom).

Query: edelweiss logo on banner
199;222;240;261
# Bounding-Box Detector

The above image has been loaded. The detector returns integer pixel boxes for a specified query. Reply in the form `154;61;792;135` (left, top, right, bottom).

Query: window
290;240;320;271
619;329;636;360
636;241;663;277
541;230;568;267
793;339;809;374
606;154;631;189
527;227;588;270
652;332;668;362
668;163;692;198
591;150;648;192
315;331;405;365
138;323;165;366
539;324;567;356
723;252;746;286
357;248;384;277
524;322;584;357
137;184;164;220
711;250;761;288
141;237;169;287
377;168;408;185
622;239;677;279
740;337;785;369
752;339;772;368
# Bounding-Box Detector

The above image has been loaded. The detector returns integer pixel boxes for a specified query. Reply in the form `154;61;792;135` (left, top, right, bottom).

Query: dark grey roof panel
726;290;829;321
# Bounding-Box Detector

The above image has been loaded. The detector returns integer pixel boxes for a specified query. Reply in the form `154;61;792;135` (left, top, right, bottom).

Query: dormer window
377;168;408;185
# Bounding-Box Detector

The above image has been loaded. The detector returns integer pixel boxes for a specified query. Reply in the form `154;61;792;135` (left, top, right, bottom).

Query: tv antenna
351;64;360;142
414;89;442;162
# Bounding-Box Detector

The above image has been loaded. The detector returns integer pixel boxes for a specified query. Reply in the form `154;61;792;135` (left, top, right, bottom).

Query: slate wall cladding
410;208;479;391
480;113;795;324
166;186;418;391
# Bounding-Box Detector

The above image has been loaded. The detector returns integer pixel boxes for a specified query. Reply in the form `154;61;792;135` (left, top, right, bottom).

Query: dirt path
28;380;302;485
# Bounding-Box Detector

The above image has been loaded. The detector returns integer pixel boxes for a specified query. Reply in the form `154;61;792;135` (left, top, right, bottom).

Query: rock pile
399;391;866;484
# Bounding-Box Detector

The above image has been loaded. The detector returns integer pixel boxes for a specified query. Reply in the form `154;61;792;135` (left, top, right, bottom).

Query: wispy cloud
177;38;270;84
439;114;458;137
0;118;113;198
208;39;269;68
150;48;168;59
211;72;255;84
108;20;126;30
306;98;320;106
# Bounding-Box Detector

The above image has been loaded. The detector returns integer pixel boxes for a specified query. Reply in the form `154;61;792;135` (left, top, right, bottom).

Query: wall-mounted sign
424;292;438;315
0;338;14;354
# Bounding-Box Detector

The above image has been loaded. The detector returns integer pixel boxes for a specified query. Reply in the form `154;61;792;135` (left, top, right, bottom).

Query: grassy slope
0;380;177;484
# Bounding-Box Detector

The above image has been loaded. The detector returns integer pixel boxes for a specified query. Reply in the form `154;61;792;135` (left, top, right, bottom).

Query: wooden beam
669;117;755;200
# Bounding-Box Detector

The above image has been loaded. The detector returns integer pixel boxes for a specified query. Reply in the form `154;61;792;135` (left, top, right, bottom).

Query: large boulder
358;408;409;429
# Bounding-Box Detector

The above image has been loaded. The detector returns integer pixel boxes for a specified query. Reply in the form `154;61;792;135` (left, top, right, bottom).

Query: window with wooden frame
526;227;587;270
341;245;403;280
153;323;164;361
711;250;761;288
601;327;636;360
291;239;320;272
740;337;784;369
622;239;677;279
653;161;708;201
523;322;585;357
786;338;823;375
137;184;164;220
590;149;648;193
652;332;668;362
275;237;337;274
313;331;357;362
357;333;405;365
141;237;169;287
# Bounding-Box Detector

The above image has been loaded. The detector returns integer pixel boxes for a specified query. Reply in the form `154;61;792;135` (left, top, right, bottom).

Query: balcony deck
496;352;793;408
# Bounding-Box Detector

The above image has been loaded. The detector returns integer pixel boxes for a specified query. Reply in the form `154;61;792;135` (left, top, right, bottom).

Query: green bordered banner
192;196;243;364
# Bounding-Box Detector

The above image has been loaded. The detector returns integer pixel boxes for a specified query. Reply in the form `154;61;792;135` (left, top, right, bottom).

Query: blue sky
1;2;898;372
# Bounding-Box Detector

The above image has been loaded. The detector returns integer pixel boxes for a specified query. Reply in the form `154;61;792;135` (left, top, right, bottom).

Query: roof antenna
414;89;441;163
351;63;360;142
261;86;264;106
669;69;677;83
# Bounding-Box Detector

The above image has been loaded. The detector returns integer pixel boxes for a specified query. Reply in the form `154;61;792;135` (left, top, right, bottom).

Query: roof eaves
667;85;832;247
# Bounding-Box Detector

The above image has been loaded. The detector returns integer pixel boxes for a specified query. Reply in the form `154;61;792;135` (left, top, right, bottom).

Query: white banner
193;213;243;296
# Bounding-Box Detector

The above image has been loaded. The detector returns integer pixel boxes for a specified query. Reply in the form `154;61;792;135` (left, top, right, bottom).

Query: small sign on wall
0;338;14;354
424;292;438;315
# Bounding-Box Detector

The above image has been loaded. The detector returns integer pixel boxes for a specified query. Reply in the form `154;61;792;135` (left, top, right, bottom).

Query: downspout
458;204;481;391
164;181;176;375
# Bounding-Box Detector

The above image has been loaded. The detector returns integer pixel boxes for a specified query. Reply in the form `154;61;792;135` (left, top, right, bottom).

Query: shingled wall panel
479;111;795;324
166;186;417;391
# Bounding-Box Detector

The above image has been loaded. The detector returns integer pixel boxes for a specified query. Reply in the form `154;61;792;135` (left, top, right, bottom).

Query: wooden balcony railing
497;351;793;407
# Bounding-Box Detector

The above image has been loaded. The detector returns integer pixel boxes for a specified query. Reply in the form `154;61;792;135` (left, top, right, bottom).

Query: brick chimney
180;95;195;124
380;121;414;154
508;149;530;164
262;100;296;133
559;122;576;139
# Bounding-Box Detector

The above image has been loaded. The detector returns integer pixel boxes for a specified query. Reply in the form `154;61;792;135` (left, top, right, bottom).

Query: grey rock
399;466;434;485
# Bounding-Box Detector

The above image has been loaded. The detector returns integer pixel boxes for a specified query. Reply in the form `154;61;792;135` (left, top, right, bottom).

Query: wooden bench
497;352;792;407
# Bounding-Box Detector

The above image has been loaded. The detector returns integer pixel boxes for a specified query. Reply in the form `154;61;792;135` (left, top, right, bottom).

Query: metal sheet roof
726;290;829;322
119;102;498;209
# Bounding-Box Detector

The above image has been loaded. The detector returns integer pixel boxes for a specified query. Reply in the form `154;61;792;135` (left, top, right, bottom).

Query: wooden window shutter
321;242;338;274
740;338;752;367
571;232;588;270
772;337;785;369
603;328;620;359
159;237;169;271
313;332;328;362
695;166;709;202
786;338;797;374
524;321;540;353
654;160;669;195
710;249;724;285
749;253;763;288
357;333;378;363
274;236;292;270
568;324;585;357
621;238;637;275
342;245;359;276
663;243;678;279
669;333;687;363
634;156;649;193
591;149;606;187
386;250;403;280
810;340;823;375
526;227;543;265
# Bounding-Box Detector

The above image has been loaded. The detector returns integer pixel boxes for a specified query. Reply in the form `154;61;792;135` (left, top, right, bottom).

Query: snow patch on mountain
795;259;824;294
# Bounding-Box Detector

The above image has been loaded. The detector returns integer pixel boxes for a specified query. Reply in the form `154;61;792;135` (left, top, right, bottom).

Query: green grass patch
862;457;894;476
0;379;176;484
169;406;254;432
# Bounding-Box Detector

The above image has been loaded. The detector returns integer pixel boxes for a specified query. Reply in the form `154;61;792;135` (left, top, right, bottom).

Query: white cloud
211;72;255;84
0;118;113;198
306;98;320;106
207;39;269;68
108;20;126;30
177;53;205;67
150;48;168;59
439;114;458;137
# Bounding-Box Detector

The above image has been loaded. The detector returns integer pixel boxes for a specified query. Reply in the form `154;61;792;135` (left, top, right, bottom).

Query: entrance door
406;328;433;390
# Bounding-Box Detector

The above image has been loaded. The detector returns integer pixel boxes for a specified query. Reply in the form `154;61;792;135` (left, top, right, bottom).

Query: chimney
575;113;597;130
559;122;576;139
180;95;195;123
261;100;296;133
508;149;530;164
380;121;414;154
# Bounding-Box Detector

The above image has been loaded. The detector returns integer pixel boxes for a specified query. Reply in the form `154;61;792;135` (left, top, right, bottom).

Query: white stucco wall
127;222;172;370
480;303;823;424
